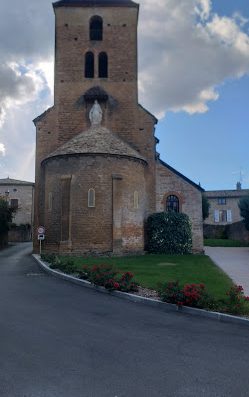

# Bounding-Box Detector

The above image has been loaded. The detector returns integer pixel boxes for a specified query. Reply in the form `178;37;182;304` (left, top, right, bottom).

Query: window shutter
214;210;219;223
227;210;232;223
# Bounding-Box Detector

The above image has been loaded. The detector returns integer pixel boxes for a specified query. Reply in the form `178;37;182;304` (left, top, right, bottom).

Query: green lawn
61;254;233;300
204;239;249;247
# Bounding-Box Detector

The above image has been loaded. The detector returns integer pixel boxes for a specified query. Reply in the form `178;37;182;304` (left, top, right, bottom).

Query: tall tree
238;196;249;231
202;194;210;221
0;198;15;248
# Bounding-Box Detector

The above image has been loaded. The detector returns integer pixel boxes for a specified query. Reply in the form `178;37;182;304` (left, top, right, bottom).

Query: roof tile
44;126;146;163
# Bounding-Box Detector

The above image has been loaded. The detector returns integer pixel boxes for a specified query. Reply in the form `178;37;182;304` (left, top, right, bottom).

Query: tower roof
43;126;146;163
53;0;138;8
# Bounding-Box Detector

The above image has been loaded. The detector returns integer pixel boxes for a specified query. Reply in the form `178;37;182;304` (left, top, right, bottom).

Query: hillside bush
0;198;15;249
239;196;249;231
158;281;214;309
146;212;192;254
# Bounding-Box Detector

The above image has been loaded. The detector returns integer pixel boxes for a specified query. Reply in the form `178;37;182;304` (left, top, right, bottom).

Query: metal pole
40;239;42;256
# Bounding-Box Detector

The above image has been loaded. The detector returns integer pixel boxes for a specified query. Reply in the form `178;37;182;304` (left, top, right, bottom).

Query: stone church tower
34;0;158;255
34;0;204;254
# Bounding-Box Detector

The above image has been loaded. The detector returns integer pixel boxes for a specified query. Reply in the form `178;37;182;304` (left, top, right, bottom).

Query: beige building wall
204;189;249;225
0;179;34;226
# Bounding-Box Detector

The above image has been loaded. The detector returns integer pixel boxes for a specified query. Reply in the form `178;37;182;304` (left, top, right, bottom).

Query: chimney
236;181;242;190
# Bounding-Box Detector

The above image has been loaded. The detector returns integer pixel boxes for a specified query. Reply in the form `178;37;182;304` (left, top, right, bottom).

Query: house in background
203;183;249;242
204;183;249;226
0;177;35;241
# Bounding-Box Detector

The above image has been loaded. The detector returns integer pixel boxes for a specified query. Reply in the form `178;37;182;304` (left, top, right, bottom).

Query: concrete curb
33;254;249;327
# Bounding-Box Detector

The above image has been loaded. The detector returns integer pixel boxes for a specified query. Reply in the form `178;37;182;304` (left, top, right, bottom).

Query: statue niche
89;100;102;126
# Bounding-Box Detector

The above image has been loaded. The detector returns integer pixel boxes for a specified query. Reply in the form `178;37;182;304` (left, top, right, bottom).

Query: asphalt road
0;243;249;397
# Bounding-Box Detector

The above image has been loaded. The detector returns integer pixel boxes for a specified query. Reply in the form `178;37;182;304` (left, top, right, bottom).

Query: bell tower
53;0;141;144
33;0;158;255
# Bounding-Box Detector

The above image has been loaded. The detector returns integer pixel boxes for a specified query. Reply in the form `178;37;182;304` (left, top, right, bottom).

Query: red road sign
38;226;45;234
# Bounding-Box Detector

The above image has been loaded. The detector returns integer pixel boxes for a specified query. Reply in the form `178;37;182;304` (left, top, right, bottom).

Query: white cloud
138;0;249;117
0;143;5;156
0;0;249;179
36;60;54;93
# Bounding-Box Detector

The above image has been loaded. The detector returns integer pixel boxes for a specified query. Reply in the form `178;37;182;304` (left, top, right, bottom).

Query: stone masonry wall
156;161;203;253
42;154;147;255
0;184;34;226
33;4;157;253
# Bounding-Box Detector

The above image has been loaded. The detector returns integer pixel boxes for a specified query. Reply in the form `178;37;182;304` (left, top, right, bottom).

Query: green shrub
224;285;249;315
239;196;249;231
60;259;76;273
158;281;184;305
41;254;77;274
79;264;139;292
158;281;217;310
146;212;192;254
19;223;31;231
117;272;139;292
202;194;210;221
0;198;15;234
82;264;119;286
41;253;57;264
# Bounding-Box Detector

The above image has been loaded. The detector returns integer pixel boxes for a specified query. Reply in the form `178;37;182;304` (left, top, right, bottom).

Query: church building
33;0;203;255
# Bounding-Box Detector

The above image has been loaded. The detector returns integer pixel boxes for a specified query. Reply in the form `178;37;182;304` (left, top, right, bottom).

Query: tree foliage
202;194;210;221
0;198;15;235
146;211;192;254
238;196;249;231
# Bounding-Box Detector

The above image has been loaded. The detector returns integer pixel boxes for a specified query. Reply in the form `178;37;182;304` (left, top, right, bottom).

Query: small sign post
37;226;45;255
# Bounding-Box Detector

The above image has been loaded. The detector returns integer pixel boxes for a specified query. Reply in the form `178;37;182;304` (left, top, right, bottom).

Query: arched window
88;188;95;208
134;191;139;209
90;16;103;41
48;192;53;211
85;52;94;78
166;195;179;213
98;52;108;78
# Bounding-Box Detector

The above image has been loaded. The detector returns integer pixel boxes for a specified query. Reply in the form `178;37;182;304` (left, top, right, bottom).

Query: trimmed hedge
146;212;192;254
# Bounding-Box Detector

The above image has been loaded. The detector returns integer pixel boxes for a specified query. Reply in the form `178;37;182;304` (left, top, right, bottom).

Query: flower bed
40;253;249;315
79;263;139;292
158;280;249;314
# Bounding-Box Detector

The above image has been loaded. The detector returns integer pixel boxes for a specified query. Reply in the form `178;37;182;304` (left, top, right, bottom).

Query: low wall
204;222;249;243
0;233;8;250
8;228;31;243
203;224;227;239
227;222;249;243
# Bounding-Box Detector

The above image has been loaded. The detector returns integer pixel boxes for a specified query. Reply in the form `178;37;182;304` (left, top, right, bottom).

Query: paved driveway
1;243;249;397
205;246;249;295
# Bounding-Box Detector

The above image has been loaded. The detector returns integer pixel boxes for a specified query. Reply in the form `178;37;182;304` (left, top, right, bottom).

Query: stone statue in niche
89;100;102;126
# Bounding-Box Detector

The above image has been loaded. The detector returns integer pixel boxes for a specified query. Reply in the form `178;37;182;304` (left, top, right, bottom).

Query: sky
0;0;248;191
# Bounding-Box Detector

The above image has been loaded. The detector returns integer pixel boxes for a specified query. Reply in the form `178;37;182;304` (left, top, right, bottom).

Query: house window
166;195;179;213
10;199;18;210
85;52;94;78
90;16;103;41
218;197;226;205
219;210;227;222
134;191;139;209
88;188;95;208
98;52;108;78
214;209;232;223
